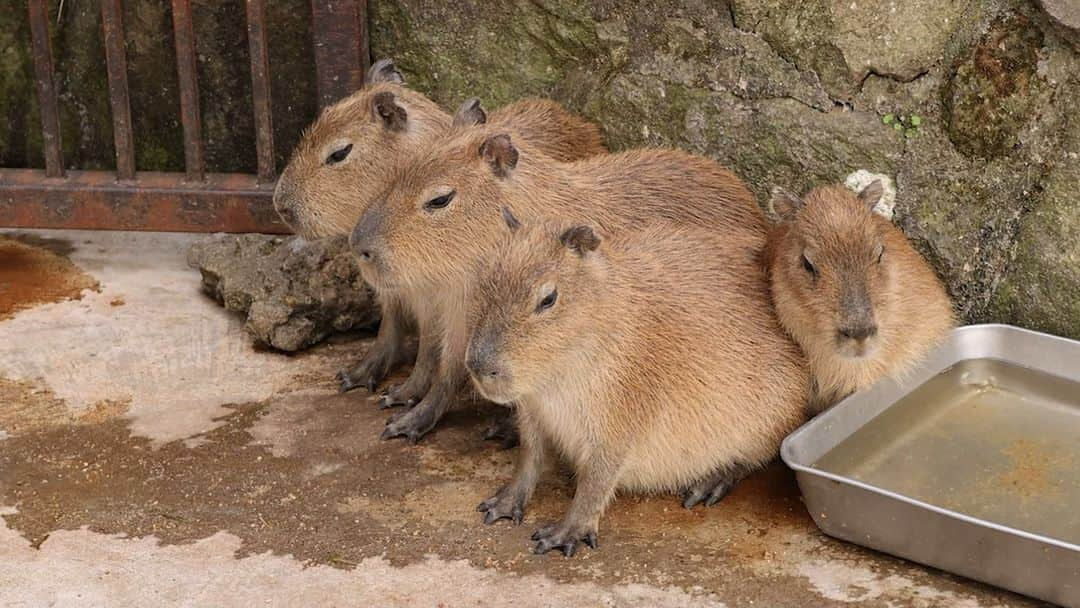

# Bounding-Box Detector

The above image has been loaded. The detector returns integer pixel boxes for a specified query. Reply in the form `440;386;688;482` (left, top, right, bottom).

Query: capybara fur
272;59;606;401
349;105;765;442
467;217;808;556
766;181;955;413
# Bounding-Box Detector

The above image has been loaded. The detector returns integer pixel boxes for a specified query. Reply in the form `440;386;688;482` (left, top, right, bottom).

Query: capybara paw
681;471;740;509
336;368;366;393
380;403;438;444
337;347;399;393
531;521;598;557
377;383;423;409
477;486;527;525
480;413;520;450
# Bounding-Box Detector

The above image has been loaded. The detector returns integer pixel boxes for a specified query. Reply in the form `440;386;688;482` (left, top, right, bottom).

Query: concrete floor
0;229;1045;607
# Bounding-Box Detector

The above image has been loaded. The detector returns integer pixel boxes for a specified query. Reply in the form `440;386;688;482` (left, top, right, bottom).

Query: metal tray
781;324;1080;607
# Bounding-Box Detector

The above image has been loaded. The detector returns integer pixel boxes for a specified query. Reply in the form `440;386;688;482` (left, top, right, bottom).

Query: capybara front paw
377;382;423;409
380;402;438;444
477;485;527;525
337;345;399;393
531;521;598;557
681;468;744;509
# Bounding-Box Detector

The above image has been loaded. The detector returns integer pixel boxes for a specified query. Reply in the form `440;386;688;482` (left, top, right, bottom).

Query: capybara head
465;210;604;404
768;181;892;359
348;101;532;291
273;59;449;239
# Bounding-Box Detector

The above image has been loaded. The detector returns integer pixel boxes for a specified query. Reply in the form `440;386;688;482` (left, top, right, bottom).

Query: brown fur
466;220;808;555
273;83;605;238
766;183;955;413
349;117;766;441
271;59;606;398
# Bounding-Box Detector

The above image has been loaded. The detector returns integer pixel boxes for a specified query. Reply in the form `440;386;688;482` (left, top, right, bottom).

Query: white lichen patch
845;170;897;220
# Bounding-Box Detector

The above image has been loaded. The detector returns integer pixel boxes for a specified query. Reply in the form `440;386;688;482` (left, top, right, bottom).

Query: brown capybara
766;181;955;413
272;59;606;401
349;103;766;443
465;215;808;556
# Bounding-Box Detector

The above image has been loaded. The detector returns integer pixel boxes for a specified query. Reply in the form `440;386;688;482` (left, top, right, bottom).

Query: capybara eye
801;254;817;276
325;144;353;165
876;245;885;264
424;191;456;211
536;288;558;313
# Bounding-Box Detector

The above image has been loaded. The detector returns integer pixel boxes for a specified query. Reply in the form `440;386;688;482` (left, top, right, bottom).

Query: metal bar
310;0;370;109
100;0;136;180
245;0;275;182
26;0;64;178
170;0;205;182
0;169;288;234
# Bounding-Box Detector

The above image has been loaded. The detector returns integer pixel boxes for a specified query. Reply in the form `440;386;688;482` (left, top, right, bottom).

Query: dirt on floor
0;369;1036;607
0;377;129;435
0;235;99;321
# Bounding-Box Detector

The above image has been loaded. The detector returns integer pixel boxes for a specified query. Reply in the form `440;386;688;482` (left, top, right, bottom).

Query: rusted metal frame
310;0;370;109
26;0;64;178
170;0;205;183
0;169;288;234
99;0;136;180
245;0;275;182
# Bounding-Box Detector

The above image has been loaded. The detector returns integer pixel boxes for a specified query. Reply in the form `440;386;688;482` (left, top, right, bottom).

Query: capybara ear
559;225;601;256
365;58;405;85
857;180;884;209
453;97;487;127
769;187;804;222
479;134;519;178
372;91;408;132
501;206;521;232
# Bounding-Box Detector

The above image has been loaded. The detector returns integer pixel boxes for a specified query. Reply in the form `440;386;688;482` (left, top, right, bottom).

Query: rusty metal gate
0;0;369;233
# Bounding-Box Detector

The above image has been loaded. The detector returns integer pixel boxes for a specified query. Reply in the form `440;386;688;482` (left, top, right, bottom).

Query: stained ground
0;231;1044;607
0;234;99;320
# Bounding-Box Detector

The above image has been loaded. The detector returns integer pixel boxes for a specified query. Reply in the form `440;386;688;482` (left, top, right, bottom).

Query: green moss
943;14;1044;159
0;6;39;167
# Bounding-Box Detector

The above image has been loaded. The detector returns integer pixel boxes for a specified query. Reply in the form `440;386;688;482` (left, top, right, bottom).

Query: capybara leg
531;454;620;557
379;307;469;442
337;297;412;393
377;298;441;407
377;326;439;408
478;410;543;525
379;379;458;443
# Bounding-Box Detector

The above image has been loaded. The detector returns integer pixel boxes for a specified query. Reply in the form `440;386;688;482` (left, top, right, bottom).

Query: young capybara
466;215;808;556
349;103;766;443
272;59;606;400
766;181;955;413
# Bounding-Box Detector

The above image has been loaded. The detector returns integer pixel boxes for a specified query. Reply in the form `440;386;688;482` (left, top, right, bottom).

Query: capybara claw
477;488;526;525
530;521;597;557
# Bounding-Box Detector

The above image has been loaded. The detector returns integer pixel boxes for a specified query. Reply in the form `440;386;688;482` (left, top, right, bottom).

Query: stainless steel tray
781;324;1080;607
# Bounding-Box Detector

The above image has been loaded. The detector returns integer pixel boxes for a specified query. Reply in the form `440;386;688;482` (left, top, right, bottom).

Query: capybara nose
839;324;878;342
466;346;502;381
466;356;497;380
348;226;372;262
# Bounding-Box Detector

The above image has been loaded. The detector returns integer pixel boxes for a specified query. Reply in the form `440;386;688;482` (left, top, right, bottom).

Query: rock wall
369;0;1079;339
1;0;1077;338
